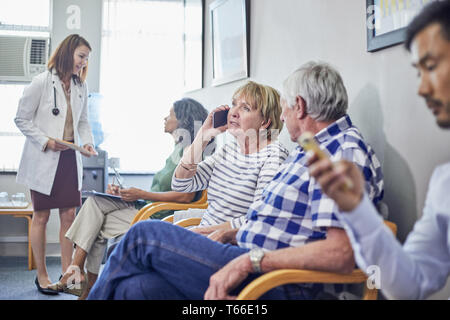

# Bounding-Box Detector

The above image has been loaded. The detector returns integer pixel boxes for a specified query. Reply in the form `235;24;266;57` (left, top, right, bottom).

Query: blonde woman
172;81;289;240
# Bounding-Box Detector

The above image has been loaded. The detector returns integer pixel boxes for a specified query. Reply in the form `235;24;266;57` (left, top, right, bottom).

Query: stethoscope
52;77;74;116
52;83;60;116
52;77;81;116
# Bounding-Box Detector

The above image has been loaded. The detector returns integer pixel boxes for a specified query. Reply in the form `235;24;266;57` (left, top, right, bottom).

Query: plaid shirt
237;114;384;251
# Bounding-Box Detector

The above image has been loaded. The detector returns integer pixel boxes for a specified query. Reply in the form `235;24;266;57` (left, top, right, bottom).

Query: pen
112;167;124;189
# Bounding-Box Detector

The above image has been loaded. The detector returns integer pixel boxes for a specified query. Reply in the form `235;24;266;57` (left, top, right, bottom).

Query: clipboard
48;137;91;156
82;190;147;207
82;190;123;200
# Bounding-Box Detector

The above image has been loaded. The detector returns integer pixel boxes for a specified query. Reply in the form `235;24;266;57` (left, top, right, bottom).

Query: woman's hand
119;187;144;202
106;184;120;196
46;139;69;152
191;221;232;238
200;105;230;142
208;228;239;244
191;225;220;236
176;105;230;174
82;144;98;157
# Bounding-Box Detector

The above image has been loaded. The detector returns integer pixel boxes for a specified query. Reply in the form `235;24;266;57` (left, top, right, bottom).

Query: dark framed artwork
183;0;205;93
210;0;250;86
366;0;436;52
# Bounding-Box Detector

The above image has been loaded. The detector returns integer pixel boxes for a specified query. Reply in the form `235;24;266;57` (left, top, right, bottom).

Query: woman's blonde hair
47;34;91;84
232;81;283;140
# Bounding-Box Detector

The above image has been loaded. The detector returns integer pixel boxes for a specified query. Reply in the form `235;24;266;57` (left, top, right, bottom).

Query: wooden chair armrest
130;190;208;226
130;202;207;226
237;269;368;300
161;215;174;223
173;217;202;228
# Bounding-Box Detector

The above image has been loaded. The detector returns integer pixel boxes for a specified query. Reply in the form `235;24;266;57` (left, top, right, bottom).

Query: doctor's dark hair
405;0;450;51
173;98;210;145
47;34;91;84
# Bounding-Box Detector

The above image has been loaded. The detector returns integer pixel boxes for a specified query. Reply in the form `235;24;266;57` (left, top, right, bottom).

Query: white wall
187;0;450;240
51;0;103;92
185;0;450;299
1;0;449;299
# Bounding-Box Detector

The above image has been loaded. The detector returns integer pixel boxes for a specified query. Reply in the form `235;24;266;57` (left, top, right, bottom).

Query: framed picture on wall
366;0;437;52
183;0;205;93
210;0;250;86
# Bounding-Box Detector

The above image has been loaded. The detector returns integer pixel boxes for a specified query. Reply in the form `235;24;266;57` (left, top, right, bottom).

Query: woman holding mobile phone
173;81;289;242
14;34;97;295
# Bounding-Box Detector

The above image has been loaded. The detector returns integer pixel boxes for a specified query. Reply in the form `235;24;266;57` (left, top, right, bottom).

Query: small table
0;204;35;270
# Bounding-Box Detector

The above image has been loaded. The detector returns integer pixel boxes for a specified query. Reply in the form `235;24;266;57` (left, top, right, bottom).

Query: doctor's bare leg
30;209;52;288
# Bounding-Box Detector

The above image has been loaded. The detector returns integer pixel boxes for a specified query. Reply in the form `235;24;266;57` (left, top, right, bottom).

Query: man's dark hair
405;0;450;51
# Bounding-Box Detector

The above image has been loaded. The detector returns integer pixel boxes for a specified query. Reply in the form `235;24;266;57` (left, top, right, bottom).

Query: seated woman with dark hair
48;98;209;299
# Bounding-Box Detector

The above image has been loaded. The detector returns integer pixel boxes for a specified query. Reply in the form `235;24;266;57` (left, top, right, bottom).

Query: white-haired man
87;62;384;300
309;0;450;300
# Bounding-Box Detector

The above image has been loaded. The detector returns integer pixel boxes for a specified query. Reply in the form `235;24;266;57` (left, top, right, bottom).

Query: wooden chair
173;217;203;228
130;190;208;226
237;221;397;300
106;190;208;259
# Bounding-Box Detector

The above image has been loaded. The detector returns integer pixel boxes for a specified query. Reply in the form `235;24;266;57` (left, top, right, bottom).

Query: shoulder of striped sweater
267;140;289;155
224;139;239;151
216;141;234;156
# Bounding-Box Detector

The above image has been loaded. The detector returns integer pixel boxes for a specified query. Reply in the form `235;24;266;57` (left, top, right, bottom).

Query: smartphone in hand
213;109;229;128
298;132;328;160
298;131;354;191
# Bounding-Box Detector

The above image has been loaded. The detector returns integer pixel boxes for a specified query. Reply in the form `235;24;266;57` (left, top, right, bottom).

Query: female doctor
14;34;97;294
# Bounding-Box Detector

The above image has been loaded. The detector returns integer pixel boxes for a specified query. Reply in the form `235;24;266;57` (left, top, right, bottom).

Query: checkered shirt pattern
237;114;384;251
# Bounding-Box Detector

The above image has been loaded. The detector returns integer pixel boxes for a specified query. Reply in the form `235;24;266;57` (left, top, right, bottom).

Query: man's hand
308;157;364;212
119;187;144;202
204;253;253;300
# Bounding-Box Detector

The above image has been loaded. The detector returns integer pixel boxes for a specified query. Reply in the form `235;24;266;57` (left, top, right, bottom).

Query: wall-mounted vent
0;36;49;82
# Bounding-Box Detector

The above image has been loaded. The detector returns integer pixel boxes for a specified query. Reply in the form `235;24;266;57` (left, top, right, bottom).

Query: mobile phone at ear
213;109;229;128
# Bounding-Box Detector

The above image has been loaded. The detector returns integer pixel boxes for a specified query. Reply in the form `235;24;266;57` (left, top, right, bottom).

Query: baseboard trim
0;236;27;243
0;242;61;257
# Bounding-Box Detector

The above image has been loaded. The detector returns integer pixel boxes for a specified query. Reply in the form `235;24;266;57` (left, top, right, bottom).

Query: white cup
12;193;26;206
0;192;9;205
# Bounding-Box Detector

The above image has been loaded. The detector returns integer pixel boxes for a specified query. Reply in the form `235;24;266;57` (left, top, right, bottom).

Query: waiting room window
0;0;50;171
100;0;185;172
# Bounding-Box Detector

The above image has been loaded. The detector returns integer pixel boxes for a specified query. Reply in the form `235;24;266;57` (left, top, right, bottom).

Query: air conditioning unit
0;35;49;82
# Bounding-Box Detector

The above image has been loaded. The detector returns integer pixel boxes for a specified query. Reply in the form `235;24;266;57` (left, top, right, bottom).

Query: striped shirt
172;139;289;228
237;115;384;250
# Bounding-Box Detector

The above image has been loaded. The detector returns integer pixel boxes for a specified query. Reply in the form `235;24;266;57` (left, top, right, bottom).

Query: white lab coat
15;70;94;195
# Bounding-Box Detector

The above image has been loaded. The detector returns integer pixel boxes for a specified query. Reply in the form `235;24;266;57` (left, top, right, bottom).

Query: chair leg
362;288;378;300
13;215;36;270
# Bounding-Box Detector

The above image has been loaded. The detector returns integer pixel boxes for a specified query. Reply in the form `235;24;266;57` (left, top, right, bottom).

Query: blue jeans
87;220;315;300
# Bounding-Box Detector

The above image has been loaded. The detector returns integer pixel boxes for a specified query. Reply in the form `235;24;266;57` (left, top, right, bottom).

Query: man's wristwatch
249;248;265;273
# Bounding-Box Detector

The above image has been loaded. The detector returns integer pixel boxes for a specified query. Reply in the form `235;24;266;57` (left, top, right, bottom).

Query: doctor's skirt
30;149;81;211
